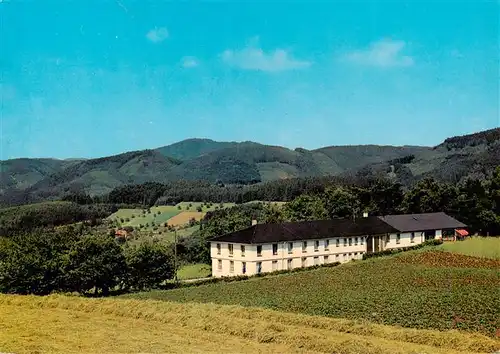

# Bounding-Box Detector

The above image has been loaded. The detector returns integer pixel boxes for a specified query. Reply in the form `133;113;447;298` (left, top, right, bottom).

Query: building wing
378;212;466;232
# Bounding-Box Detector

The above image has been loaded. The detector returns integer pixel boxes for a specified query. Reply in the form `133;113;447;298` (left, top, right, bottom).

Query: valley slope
1;128;498;205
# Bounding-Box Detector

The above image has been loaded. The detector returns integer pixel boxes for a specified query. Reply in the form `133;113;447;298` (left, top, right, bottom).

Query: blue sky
1;0;498;159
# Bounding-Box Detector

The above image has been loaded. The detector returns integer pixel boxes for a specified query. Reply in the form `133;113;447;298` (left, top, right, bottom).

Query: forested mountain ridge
0;128;498;206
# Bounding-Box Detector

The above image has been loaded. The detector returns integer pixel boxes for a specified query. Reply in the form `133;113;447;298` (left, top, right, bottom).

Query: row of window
217;252;363;274
385;233;416;245
216;237;366;257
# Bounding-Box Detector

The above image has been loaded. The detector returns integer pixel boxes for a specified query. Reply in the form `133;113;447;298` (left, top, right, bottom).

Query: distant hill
346;128;500;184
156;138;239;160
0;128;498;205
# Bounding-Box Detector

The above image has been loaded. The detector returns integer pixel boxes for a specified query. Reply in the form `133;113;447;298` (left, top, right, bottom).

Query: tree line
0;228;175;296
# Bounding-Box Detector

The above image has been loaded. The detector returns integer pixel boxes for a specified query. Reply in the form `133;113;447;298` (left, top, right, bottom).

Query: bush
64;234;127;296
125;242;174;291
0;230;77;295
196;206;203;212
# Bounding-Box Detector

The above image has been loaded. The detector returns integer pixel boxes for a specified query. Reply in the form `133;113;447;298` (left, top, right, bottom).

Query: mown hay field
439;236;500;259
0;294;498;354
123;250;500;337
167;211;206;226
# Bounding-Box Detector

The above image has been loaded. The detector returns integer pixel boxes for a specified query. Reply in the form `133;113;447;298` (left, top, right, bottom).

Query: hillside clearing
0;294;497;354
167;211;206;226
177;263;212;280
439;237;500;259
123;250;500;336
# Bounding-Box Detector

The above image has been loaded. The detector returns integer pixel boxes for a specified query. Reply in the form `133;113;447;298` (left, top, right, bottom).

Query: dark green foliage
401;178;457;214
282;195;326;221
61;192;94;204
124;242;174;290
0;202;114;236
64;234;127;296
440;127;500;150
108;182;167;206
0;230;77;295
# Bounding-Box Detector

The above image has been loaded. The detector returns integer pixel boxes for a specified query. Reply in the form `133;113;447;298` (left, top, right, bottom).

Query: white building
210;212;467;277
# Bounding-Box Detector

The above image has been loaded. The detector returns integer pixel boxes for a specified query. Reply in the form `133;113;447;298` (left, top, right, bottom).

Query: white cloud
146;27;169;43
181;56;199;68
343;39;414;67
221;39;311;72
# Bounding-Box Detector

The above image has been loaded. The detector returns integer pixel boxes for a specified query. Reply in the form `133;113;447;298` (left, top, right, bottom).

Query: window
301;257;307;267
229;261;234;273
241;245;245;257
302;241;307;252
242;262;246;274
314;240;319;252
272;260;278;271
217;259;222;271
324;239;330;250
257;245;262;257
228;244;233;256
216;243;221;255
287;259;293;269
348;238;352;246
343;238;347;246
288;242;293;254
396;233;401;244
410;232;415;243
272;243;278;256
256;262;262;274
343;253;347;260
355;237;358;245
335;254;340;260
361;237;364;245
324;255;329;263
314;256;319;265
386;235;390;244
336;239;340;247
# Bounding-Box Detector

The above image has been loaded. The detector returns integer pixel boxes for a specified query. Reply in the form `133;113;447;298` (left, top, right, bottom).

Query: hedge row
362;239;443;260
168;261;343;289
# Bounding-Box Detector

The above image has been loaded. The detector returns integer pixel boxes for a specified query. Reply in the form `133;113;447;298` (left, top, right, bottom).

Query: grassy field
130;225;199;245
108;206;181;228
177;263;212;280
1;294;498;354
440;237;500;259
122;250;500;337
108;202;237;230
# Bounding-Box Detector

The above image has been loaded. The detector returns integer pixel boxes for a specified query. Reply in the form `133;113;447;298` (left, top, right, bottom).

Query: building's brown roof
210;212;467;244
210;217;399;244
377;212;466;232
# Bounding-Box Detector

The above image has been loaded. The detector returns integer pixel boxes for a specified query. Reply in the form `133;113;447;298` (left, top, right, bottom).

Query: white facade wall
211;236;368;277
384;231;424;249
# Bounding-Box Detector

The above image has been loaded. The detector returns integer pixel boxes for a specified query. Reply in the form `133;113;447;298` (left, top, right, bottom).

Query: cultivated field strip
1;295;498;354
